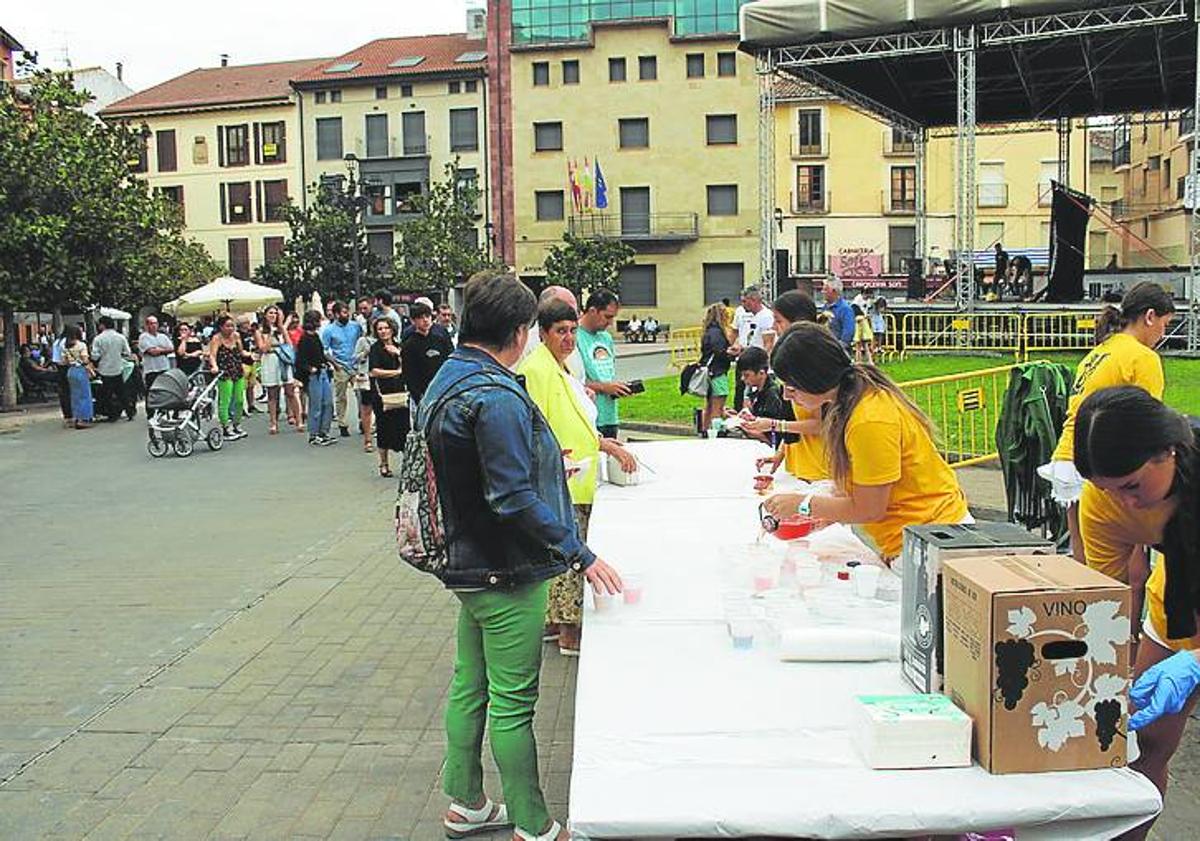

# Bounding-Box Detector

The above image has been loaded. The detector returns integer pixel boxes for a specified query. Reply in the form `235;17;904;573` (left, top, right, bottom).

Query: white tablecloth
570;440;1161;840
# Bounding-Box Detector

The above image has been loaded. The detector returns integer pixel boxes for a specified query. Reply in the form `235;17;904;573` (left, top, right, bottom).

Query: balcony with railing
977;183;1009;208
1037;180;1055;208
1112;142;1132;168
790;190;830;215
567;212;699;243
790;132;828;159
882;128;916;156
882;190;916;215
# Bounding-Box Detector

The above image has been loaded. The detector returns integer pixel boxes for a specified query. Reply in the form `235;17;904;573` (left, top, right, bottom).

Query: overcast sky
7;1;474;91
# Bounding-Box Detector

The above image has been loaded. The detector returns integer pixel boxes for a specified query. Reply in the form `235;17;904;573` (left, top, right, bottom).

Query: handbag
273;342;296;367
685;355;713;398
376;381;409;411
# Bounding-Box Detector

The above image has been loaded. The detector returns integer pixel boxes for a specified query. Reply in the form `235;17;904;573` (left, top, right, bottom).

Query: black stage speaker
906;258;925;300
775;249;789;289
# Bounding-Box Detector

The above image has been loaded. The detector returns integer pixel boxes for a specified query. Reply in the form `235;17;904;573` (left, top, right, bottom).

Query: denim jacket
420;346;596;590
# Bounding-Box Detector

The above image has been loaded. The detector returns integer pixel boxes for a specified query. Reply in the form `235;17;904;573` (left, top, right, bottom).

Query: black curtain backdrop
1046;181;1091;303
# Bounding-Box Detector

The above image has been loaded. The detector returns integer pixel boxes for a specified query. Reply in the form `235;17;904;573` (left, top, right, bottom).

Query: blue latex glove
1129;650;1200;730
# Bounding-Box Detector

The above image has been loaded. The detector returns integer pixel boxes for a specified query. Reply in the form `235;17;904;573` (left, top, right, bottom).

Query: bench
617;320;671;343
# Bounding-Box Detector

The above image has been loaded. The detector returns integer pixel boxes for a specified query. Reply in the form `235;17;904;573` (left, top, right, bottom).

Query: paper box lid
943;554;1124;596
904;523;1053;552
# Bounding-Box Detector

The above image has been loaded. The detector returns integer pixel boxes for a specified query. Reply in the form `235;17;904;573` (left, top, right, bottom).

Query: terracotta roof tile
101;57;328;117
293;33;487;85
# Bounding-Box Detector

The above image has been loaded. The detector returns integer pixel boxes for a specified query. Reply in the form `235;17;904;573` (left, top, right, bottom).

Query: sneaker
232;425;247;439
318;435;338;446
309;435;322;446
339;425;350;438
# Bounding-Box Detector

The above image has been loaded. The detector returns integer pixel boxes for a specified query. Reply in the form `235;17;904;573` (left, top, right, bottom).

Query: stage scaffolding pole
1190;1;1200;352
757;51;778;299
955;26;977;312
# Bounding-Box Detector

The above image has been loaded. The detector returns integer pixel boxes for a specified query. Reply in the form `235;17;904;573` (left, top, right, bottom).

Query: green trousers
444;581;551;835
216;376;245;426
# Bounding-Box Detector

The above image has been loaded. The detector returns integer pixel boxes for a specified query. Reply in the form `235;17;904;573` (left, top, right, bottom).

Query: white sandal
513;819;565;841
444;797;511;838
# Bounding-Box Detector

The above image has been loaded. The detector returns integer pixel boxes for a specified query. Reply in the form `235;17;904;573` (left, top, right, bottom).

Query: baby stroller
145;369;224;458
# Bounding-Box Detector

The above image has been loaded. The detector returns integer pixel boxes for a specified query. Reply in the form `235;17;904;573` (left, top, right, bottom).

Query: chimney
220;54;229;67
115;62;123;82
466;6;486;40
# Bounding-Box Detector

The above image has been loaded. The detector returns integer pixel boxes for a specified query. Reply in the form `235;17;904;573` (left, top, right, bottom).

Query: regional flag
568;159;582;214
582;157;594;210
594;159;608;210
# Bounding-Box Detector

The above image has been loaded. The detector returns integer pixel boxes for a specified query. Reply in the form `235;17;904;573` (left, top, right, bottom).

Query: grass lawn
622;353;1200;427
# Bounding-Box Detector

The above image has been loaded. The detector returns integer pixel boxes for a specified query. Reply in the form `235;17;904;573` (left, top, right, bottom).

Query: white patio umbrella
162;276;283;318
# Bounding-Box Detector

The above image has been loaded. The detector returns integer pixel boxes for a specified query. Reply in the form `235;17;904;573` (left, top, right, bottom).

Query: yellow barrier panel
874;313;901;362
1022;311;1101;359
898;364;1017;468
668;327;703;370
900;312;1022;358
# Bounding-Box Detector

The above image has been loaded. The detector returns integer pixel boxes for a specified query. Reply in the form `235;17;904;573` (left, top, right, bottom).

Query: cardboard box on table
900;523;1053;693
943;554;1131;774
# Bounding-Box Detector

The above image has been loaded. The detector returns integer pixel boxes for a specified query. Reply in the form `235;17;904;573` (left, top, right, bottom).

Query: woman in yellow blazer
1074;387;1200;840
763;323;969;561
1039;281;1174;560
518;298;636;655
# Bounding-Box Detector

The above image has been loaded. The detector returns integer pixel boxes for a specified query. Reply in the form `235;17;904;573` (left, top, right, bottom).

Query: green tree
393;160;494;293
0;64;213;409
255;173;383;305
542;232;634;301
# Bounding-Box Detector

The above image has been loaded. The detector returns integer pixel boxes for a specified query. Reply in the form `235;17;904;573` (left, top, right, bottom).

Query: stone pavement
0;410;1197;839
0;410;574;840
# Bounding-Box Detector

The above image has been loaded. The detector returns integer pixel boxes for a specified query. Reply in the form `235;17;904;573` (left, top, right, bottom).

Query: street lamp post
344;154;363;301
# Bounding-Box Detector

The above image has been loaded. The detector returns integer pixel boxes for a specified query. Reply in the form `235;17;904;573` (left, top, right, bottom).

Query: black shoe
318;435;338;446
339;426;350;438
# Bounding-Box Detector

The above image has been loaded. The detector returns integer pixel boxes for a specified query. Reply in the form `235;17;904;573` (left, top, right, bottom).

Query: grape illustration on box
994;600;1129;753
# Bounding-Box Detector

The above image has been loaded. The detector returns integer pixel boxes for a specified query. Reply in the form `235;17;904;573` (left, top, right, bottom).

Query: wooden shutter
219;183;227;224
217;126;226;167
253;123;261;165
277;123;287;163
255;180;264;223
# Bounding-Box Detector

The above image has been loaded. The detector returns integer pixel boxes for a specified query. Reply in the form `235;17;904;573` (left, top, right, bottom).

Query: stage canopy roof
740;0;1197;127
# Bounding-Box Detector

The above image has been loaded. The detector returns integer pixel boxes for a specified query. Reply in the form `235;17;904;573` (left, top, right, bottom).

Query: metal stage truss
749;0;1200;351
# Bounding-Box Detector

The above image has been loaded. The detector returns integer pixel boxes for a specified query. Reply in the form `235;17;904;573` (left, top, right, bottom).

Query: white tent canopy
162;276;283;318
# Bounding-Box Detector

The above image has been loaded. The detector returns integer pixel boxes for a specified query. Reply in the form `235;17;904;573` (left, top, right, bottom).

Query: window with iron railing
890;166;916;212
795;109;822;155
794;165;825;211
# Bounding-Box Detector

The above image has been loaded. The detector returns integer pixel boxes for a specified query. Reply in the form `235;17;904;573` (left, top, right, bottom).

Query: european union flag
594;159;608;209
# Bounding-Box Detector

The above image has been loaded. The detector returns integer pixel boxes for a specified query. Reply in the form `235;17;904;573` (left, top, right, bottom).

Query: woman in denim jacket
421;270;621;841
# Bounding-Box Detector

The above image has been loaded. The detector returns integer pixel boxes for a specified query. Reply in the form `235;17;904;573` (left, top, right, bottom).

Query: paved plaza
0;404;1198;840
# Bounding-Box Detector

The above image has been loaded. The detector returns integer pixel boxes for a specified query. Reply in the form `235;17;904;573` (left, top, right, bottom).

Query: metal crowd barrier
1021;311;1100;359
897;364;1018;468
668;327;703;370
900;312;1023;358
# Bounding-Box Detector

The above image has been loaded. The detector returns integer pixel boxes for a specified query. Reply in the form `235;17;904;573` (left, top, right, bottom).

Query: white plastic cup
853;565;882;599
729;619;755;650
593;592;615;613
622;574;644;606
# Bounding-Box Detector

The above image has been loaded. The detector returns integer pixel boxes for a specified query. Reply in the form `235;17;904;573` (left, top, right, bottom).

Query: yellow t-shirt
844;389;969;558
1052;332;1165;463
1078;481;1194;649
783;402;829;481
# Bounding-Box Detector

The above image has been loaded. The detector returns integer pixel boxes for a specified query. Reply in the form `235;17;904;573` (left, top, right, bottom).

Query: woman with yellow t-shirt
762;323;969;560
1039;282;1174;560
1074;387;1200;840
751;290;829;482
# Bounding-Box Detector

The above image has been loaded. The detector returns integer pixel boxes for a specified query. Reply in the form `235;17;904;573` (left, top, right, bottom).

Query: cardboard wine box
942;554;1131;774
900;523;1052;693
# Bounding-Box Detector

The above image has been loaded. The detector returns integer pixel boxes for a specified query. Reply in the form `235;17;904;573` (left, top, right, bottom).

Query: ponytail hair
771;322;936;490
1094;281;1176;343
1075;386;1200;638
